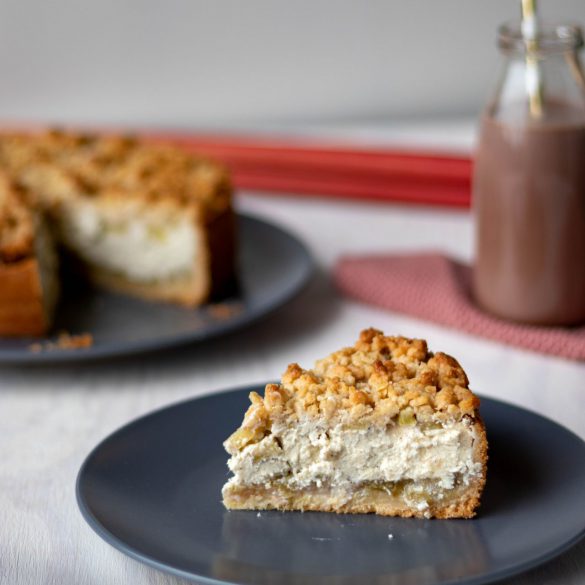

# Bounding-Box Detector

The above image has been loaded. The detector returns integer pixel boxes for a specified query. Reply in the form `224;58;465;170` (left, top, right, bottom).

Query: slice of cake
0;130;235;310
0;174;59;336
222;329;488;519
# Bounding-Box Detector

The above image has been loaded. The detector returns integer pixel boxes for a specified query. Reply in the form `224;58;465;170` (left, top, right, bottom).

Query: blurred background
0;0;583;129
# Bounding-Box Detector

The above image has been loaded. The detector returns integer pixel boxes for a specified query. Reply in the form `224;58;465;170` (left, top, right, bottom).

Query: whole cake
222;329;488;519
0;130;235;336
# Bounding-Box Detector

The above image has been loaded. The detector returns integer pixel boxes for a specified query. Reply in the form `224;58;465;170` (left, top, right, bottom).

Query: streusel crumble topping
0;130;231;217
229;329;480;450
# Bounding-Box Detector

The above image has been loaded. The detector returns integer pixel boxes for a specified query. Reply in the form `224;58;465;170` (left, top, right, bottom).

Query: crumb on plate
29;331;93;353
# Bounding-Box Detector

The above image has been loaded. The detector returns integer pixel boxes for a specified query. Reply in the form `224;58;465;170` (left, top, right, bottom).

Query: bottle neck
488;23;585;124
498;22;583;58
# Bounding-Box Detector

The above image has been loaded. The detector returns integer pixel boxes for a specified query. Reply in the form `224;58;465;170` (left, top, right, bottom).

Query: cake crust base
223;475;485;520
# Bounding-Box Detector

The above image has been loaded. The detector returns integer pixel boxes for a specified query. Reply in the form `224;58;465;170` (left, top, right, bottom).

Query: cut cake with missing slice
222;329;488;519
0;130;235;312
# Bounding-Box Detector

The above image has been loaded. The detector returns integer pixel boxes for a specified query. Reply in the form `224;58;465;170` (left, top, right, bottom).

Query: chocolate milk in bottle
473;24;585;325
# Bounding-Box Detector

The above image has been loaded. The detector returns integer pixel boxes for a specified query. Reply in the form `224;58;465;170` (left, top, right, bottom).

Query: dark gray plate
77;386;585;585
0;215;312;363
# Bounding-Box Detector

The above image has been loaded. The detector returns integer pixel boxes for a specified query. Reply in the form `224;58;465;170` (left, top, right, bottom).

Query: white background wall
0;0;583;128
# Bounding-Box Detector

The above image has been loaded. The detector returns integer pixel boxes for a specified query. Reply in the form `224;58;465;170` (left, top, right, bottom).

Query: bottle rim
498;22;584;55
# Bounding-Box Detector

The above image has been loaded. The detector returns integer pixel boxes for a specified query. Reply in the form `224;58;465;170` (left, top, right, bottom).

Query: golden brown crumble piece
29;332;93;352
207;302;243;320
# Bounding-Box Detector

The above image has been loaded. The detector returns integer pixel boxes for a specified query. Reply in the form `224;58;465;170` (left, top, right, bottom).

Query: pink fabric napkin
334;252;585;361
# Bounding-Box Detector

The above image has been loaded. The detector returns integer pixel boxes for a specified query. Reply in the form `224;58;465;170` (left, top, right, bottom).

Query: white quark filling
58;201;197;282
227;419;482;497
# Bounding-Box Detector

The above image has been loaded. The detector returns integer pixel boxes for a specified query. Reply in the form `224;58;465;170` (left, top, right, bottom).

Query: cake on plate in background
0;130;236;336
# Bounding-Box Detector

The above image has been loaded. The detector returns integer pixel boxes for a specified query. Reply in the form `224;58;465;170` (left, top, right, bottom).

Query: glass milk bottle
473;23;585;325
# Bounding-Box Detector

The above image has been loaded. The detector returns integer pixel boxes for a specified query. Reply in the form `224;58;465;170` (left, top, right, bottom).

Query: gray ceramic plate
77;386;585;585
0;215;312;363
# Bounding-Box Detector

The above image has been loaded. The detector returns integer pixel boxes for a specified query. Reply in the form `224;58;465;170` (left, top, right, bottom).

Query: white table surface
2;122;584;585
